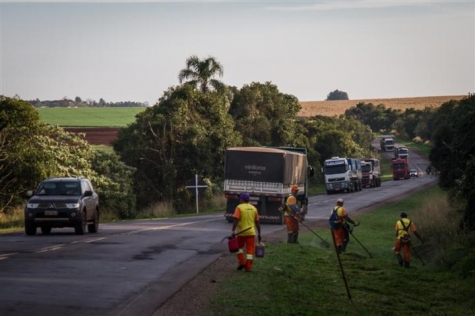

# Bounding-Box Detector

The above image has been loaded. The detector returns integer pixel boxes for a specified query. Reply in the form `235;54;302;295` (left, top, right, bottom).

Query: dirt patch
64;127;120;146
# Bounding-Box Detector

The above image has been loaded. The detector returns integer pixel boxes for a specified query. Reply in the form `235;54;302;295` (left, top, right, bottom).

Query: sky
0;0;474;106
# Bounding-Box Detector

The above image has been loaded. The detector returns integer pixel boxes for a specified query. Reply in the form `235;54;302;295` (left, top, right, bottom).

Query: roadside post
185;174;208;214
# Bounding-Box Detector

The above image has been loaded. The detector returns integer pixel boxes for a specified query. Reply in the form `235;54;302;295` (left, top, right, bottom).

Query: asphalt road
0;142;436;316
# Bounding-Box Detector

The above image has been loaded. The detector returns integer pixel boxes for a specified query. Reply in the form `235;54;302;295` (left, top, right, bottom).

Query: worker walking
282;184;303;244
329;198;359;253
394;211;424;268
232;193;261;272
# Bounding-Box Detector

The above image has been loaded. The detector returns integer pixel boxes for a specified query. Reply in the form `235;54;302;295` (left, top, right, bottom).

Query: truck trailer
361;158;381;188
323;157;362;194
392;157;410;180
223;147;311;224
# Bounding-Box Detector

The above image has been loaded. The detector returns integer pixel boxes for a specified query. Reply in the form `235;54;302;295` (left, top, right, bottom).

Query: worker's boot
395;254;404;266
404;261;410;268
336;245;342;254
293;233;299;244
287;233;294;243
341;240;348;253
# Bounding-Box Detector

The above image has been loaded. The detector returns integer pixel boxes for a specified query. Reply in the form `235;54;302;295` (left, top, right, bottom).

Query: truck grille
38;202;67;208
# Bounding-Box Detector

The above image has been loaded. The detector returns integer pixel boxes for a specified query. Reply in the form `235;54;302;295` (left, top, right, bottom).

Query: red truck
392;157;410;180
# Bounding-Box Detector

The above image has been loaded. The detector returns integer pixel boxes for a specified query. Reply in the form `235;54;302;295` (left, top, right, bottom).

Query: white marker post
185;174;208;214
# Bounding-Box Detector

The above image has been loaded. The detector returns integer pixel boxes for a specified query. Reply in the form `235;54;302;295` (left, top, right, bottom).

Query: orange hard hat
291;184;299;191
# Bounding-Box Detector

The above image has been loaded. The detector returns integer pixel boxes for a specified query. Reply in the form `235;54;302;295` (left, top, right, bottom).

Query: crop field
36;107;146;127
299;95;465;117
36;95;466;145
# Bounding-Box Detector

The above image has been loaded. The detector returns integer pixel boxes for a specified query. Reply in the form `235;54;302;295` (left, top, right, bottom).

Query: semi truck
223;147;312;224
323;157;362;194
392;157;410;180
361;158;381;188
394;146;409;159
380;135;395;152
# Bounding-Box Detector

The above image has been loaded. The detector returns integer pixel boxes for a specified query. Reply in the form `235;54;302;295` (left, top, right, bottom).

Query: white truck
380;135;395;152
394;146;409;159
223;147;313;224
323;157;362;194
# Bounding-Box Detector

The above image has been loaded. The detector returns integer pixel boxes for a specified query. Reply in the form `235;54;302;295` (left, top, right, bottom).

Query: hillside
298;95;465;118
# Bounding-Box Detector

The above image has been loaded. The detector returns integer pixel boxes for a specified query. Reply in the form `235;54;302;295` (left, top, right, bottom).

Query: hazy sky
1;0;474;106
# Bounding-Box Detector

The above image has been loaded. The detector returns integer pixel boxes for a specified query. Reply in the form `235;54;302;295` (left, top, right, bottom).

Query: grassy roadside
205;186;475;316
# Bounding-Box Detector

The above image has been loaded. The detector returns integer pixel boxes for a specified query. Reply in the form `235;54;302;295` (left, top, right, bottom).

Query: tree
429;94;475;230
228;82;301;147
113;85;241;210
178;55;225;93
326;89;349;101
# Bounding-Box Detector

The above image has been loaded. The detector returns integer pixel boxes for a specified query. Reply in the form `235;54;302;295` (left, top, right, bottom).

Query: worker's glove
258;235;262;243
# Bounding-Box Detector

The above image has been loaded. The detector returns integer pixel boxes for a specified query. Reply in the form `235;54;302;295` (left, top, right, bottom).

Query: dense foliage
345;94;475;230
113;85;241;211
0;96;136;216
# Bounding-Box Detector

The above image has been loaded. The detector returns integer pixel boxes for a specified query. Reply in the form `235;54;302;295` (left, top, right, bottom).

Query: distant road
0;140;436;316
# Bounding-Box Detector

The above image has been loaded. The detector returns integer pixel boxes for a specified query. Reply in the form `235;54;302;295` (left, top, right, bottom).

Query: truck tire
88;209;99;233
75;211;87;235
25;222;37;236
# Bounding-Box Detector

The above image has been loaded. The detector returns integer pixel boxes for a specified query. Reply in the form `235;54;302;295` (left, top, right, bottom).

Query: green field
36;107;146;127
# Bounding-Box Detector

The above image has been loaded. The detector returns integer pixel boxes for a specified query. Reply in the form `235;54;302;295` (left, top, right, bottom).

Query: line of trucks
222;147;381;224
392;145;410;180
322;156;381;194
222;142;412;224
381;135;411;180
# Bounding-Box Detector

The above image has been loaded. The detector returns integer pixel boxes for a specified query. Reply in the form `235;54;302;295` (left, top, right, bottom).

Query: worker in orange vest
329;198;359;253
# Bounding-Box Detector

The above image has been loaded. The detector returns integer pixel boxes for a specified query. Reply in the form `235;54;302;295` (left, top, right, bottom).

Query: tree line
27;97;147;108
1;55;473;231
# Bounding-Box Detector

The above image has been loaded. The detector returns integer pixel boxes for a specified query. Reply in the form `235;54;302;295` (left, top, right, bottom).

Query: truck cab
361;158;381;188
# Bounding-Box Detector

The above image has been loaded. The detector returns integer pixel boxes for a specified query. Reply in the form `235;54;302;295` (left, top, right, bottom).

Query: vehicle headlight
66;203;80;209
27;203;39;209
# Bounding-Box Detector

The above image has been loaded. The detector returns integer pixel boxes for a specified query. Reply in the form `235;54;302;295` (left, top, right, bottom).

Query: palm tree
178;55;225;93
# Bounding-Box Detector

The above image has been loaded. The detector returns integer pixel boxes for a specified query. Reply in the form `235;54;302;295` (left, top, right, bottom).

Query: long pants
236;235;256;272
394;238;411;263
332;226;349;247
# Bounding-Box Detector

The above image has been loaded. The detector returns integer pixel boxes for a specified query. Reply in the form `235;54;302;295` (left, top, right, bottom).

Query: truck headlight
27;203;39;209
66;203;80;209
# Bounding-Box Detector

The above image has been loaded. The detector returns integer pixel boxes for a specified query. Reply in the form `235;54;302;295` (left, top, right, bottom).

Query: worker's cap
400;211;408;218
291;184;299;191
239;193;250;201
337;198;344;204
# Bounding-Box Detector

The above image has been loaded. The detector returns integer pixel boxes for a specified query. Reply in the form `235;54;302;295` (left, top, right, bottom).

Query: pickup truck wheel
25;222;37;236
88;210;99;233
75;212;87;235
41;226;52;235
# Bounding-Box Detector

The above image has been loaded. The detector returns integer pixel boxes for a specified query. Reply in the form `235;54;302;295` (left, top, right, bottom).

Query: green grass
206;186;475;316
36;107;146;127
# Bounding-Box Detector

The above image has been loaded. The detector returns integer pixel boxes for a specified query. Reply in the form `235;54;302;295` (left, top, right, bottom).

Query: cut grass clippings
206;186;474;316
